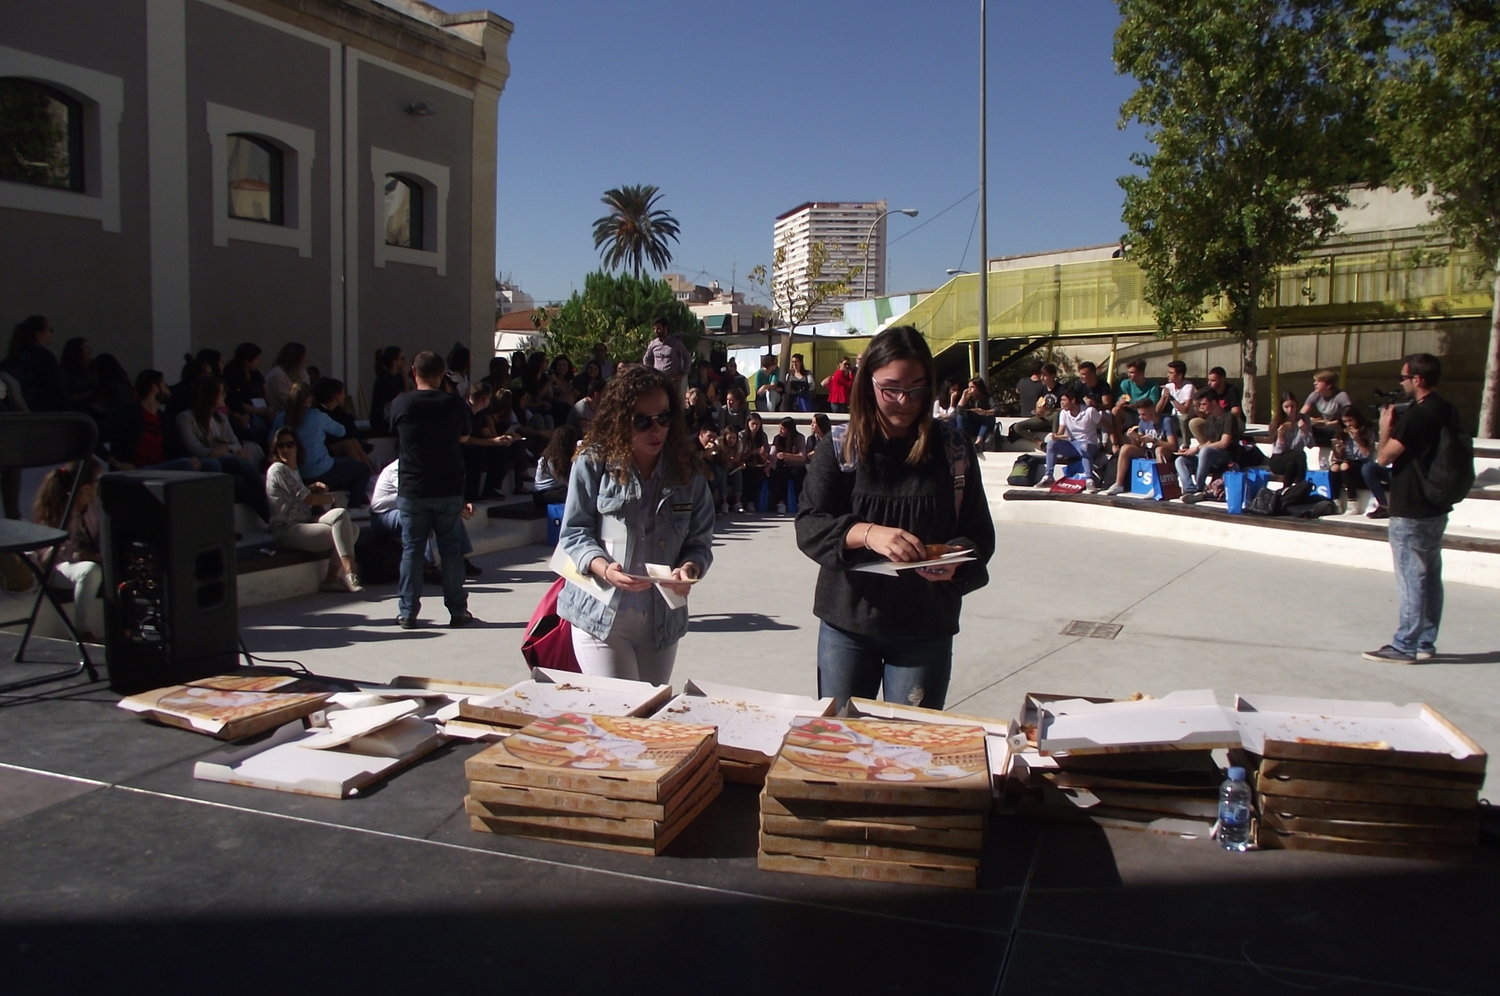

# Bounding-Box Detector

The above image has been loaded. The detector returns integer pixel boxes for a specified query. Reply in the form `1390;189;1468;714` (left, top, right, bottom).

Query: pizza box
1037;689;1240;756
1257;792;1481;828
844;697;1018;739
469;759;720;822
1257;757;1485;790
466;762;722;842
464;713;717;803
299;699;421;750
650;680;834;764
439;717;512;741
1233;694;1487;774
757;830;981;868
118;674;334;740
1252;772;1476;810
759;811;984;851
193;716;442;798
388;675;514;695
458;670;670;729
763;716;992;811
1026;781;1219;820
759;791;987;830
1261;810;1479;847
756;849;977;889
1016;691;1116;747
1258;827;1473;863
720;757;770;786
1013;798;1215;839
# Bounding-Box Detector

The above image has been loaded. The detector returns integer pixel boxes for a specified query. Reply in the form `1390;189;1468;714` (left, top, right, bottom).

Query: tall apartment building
772;200;887;323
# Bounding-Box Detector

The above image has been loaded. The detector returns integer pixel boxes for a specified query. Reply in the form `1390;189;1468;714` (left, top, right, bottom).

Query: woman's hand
917;562;958;582
662;562;698;596
862;524;926;563
593;558;653;592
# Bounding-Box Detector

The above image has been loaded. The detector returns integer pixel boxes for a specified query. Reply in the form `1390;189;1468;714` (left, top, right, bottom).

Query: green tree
0;79;72;187
747;242;858;365
1115;0;1390;420
541;270;699;366
590;184;682;277
1380;0;1500;436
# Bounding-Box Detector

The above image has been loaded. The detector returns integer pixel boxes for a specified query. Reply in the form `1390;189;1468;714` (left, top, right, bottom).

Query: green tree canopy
1115;0;1391;420
590;184;681;277
538;270;700;367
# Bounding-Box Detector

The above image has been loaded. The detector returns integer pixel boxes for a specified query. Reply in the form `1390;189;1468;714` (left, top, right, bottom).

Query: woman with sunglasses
555;365;715;682
795;325;994;710
264;427;364;593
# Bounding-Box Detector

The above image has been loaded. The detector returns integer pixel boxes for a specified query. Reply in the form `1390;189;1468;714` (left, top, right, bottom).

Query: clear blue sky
426;0;1144;307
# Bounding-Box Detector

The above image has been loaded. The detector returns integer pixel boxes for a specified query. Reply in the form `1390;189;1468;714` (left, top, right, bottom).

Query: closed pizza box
459;670;671;730
1261;810;1479;847
1233;694;1486;774
756;849;978;889
650;680;834;764
118;674;334;740
193;716;442;798
1037;689;1240;756
764;716;992;811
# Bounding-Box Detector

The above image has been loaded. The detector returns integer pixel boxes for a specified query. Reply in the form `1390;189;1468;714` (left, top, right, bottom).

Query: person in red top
822;356;855;413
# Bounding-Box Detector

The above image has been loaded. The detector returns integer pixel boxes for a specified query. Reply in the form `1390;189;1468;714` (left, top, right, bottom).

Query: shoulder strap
832;422;969;520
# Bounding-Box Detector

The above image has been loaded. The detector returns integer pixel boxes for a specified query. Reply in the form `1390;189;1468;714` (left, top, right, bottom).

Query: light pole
862;208;918;299
977;0;989;382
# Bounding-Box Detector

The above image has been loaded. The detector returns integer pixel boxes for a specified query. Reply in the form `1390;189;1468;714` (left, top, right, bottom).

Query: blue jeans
1044;438;1099;479
375;507;472;562
816;620;953;710
1388;514;1445;654
397;495;466;620
1175;446;1233;493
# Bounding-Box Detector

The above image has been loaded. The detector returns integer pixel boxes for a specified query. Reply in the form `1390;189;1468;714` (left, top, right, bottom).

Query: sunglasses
632;411;673;431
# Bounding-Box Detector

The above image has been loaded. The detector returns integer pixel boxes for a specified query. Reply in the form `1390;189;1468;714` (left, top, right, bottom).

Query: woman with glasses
264;427;364;593
555;365;715;682
795;325;994;710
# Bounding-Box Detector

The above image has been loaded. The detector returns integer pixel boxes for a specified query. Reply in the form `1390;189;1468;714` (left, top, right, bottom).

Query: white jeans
50;560;102;638
570;604;678;685
272;507;357;558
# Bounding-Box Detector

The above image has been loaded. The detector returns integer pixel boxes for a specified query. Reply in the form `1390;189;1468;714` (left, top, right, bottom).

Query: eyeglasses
632;411;673;431
1398;374;1414;382
875;383;932;403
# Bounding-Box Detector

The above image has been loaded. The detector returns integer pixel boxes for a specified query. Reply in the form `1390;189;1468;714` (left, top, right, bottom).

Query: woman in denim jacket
557;366;715;683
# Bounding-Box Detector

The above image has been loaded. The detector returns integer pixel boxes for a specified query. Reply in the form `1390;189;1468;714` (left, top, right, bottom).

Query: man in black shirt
390;350;474;629
1363;353;1458;664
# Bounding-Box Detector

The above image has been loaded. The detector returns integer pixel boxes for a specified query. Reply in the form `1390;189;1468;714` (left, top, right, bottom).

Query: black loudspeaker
100;471;239;694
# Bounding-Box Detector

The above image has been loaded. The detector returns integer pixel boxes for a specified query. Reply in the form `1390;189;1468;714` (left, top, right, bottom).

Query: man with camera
1363;353;1458;664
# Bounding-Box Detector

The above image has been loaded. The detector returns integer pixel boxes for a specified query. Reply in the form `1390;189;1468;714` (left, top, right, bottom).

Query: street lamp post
977;0;989;382
862;208;919;300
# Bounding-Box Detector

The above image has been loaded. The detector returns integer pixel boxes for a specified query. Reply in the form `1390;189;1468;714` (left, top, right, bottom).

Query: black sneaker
1182;491;1208;504
464;560;482;578
448;610;478;628
1362;644;1415;663
1366;505;1389;520
398;616;419;630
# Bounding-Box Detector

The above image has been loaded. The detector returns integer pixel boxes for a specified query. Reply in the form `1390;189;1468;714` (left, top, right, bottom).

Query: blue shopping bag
1131;458;1180;501
1306;469;1333;499
546;502;566;547
1224;470;1247;514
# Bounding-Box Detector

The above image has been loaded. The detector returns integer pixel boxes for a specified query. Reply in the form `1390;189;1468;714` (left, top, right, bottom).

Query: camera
1371;387;1412;419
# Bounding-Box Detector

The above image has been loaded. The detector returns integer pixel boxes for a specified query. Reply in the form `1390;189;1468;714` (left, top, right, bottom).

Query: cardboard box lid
462;672;671;728
1037;689;1240;756
649;680;834;761
1234;694;1487;772
193;716;442;798
846;697;1017;740
117;674;333;739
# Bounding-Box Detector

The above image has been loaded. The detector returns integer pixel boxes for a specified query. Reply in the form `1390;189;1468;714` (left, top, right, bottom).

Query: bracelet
860;523;875;549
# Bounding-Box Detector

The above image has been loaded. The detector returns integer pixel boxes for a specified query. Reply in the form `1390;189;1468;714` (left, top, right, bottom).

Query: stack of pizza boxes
757;715;993;888
464;712;722;855
1233;694;1486;862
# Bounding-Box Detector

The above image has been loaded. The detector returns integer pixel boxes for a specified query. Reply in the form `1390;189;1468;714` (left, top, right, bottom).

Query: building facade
0;0;512;406
772;200;889;324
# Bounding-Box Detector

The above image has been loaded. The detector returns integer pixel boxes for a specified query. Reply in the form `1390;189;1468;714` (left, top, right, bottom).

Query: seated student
462;381;521;500
532;423;580;511
806;412;832;453
1157;359;1196;431
739;411;770;511
107;369;221;474
568;378;605;433
1102;398;1179;495
175;375;269;520
767;416;808;513
370;458;481;580
1175;393;1244;502
1331;404;1389;518
1300;368;1353;447
1007;363;1063;447
29;459;104;642
1038;388;1104;491
956;376;997;452
718;387;750;433
1111;359;1161;442
1191;366;1243;445
274;381;371;507
683;386;715;434
264;428;363;592
696;423;730;513
718;426;746;513
1266;391;1315;485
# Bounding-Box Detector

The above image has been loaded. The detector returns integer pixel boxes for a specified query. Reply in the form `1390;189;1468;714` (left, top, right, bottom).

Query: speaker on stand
99;471;240;694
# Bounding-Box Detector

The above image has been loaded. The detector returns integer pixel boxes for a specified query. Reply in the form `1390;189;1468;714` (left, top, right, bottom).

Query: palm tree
591;184;681;277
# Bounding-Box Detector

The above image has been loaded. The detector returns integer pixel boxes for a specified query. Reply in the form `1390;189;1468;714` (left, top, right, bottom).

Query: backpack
1243;486;1284;517
830;421;969;520
1008;453;1044;487
1417;403;1475;508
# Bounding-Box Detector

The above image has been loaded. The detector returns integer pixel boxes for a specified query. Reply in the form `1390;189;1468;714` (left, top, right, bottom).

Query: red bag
1048;477;1087;495
520;578;580;672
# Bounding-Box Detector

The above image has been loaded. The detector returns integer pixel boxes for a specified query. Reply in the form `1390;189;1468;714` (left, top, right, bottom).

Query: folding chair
0;412;101;691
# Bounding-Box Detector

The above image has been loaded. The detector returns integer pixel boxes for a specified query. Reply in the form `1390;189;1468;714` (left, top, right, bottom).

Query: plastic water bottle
1217;765;1253;851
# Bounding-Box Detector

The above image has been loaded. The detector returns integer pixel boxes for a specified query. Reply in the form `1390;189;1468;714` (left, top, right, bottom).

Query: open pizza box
1015;691;1116;749
193;699;443;798
842;696;1022;795
117;674;335;741
1232;693;1487;774
1036;689;1240;757
649;680;834;767
458;668;670;730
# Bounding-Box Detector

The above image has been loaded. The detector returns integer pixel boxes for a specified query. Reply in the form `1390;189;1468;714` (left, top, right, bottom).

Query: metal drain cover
1061;620;1122;639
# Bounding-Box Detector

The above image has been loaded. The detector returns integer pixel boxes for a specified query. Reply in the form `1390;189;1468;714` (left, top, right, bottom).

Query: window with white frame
0;46;123;231
370;148;447;275
205;103;314;257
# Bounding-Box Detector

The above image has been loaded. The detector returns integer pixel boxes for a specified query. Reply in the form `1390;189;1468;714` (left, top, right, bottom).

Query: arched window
0;77;82;191
226;133;283;225
384;174;424;250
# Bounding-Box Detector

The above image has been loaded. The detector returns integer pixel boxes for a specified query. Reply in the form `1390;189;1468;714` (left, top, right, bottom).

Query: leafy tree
1115;0;1391;420
1380;0;1500;436
747;241;858;360
590;184;681;277
539;270;700;366
0;79;71;187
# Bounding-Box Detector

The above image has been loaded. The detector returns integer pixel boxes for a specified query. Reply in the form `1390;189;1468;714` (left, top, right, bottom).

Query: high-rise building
772;200;888;323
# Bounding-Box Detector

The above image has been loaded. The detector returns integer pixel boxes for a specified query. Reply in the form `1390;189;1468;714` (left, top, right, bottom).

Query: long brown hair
32;459;100;531
845;325;938;467
585;365;694;484
191;374;225;428
284;381;312;429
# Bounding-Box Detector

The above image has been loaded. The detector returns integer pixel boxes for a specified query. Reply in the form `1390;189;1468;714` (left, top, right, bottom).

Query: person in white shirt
1038;389;1104;490
371;459;480;579
1158;359;1196;433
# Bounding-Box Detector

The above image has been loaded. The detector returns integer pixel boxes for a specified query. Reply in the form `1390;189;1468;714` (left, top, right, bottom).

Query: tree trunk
1479;262;1500;439
1241;330;1259;425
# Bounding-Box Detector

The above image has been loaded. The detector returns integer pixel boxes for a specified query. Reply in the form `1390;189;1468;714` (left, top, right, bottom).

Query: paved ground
1;513;1496;994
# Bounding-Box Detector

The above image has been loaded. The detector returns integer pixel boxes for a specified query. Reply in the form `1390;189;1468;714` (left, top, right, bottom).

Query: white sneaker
1036;477;1055;488
1085;482;1100;493
775;503;787;514
1103;483;1126;496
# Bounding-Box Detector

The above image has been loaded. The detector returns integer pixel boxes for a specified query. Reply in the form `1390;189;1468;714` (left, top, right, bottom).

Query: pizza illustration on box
781;717;987;782
503;713;714;772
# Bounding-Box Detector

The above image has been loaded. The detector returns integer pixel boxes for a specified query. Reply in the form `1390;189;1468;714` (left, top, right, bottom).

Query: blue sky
425;0;1144;306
